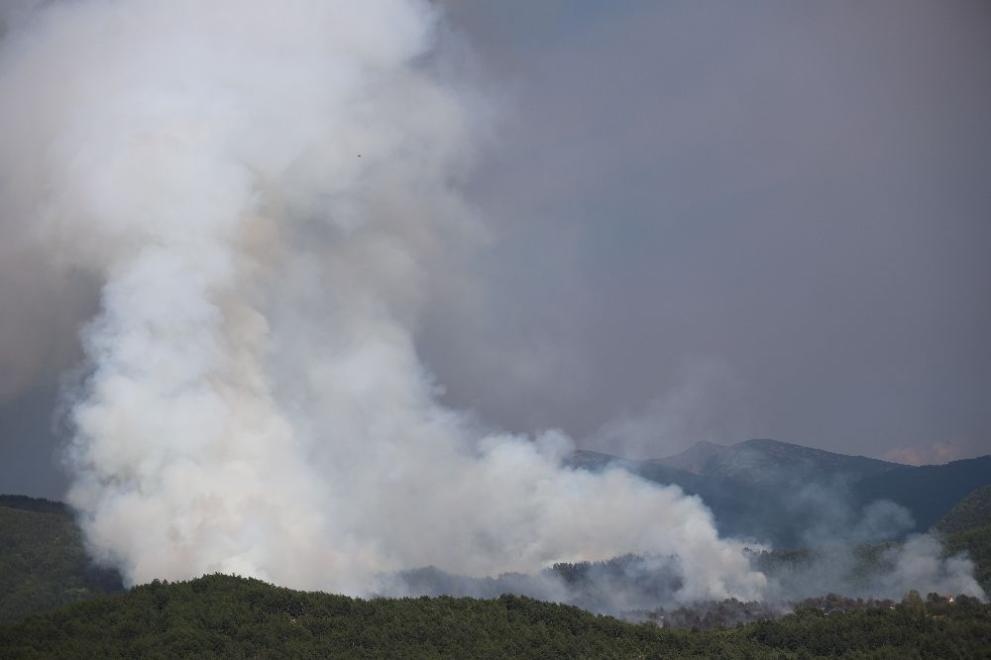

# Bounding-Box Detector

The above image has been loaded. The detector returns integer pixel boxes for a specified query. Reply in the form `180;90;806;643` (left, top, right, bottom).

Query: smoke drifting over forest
0;0;984;612
0;0;768;601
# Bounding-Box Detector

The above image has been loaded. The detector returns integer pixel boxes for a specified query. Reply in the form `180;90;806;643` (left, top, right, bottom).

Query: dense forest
936;485;991;535
1;481;989;656
0;496;122;625
943;524;991;594
935;485;991;593
1;573;989;659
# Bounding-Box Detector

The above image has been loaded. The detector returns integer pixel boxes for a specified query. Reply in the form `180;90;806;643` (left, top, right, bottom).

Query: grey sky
422;0;991;461
1;0;989;497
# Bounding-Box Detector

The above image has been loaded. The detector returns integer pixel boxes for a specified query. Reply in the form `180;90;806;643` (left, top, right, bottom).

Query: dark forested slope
856;456;991;533
1;574;989;659
0;495;122;624
937;485;991;535
936;485;991;594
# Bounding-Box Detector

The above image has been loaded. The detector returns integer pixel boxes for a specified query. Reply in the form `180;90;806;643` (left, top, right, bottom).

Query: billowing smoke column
0;0;767;601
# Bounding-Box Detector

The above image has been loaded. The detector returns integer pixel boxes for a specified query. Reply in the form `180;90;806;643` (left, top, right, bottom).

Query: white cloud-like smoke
0;0;768;603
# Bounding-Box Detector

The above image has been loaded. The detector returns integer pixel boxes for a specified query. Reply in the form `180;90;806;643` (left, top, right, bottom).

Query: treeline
0;500;122;625
1;574;989;659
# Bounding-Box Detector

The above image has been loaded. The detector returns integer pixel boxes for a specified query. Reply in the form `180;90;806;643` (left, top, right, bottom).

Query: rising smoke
0;0;982;612
0;0;766;602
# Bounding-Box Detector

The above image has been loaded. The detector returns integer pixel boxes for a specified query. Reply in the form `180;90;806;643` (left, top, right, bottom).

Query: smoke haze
0;0;772;602
0;0;984;612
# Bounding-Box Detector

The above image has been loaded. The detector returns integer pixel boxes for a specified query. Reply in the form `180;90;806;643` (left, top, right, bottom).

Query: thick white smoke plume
0;0;769;602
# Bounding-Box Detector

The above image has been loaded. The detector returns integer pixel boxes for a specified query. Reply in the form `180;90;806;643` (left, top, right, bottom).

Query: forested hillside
3;476;991;627
855;456;991;532
938;485;991;535
1;574;989;659
1;470;988;659
944;525;991;594
0;496;122;624
931;484;991;594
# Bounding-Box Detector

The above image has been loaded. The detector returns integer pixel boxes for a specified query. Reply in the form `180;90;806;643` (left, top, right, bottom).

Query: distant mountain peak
652;440;727;475
654;437;900;481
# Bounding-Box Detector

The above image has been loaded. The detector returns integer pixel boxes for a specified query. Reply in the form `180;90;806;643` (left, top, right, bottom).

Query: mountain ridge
652;438;901;484
570;438;991;546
